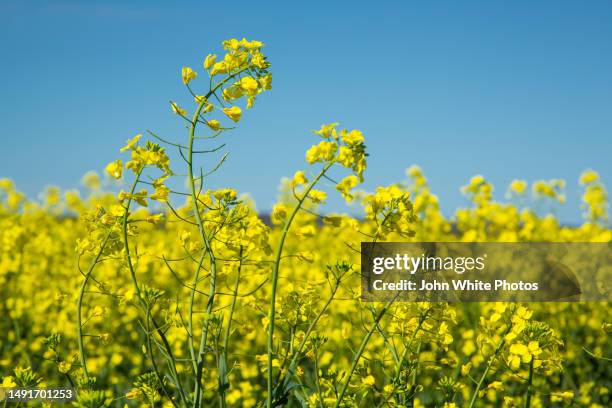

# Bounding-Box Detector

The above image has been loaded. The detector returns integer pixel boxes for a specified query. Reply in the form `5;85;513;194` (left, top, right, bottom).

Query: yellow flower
508;343;532;369
551;391;574;402
438;321;453;345
122;289;135;303
105;160;123;179
509;179;527;195
471;175;485;185
315;123;339;139
580;170;599;185
120;134;141;152
0;178;14;190
1;376;16;387
305;141;338;164
240;38;264;49
361;375;375;387
251;52;268;68
271;203;288;224
150;184;170;202
223;38;241;51
259;74;272;90
91;305;106;317
204;54;217;70
295;225;316;237
341;129;364;146
246;96;255;109
81;171;101;190
292;171;308;187
223;86;243;101
181;67;197;85
239;76;259;96
514;306;533;320
336;174;359;202
208;119;221;131
223;106;242;122
170;101;187;116
194;95;208;106
213;188;237;201
57;361;72;374
487;381;503;391
407;165;423;178
125;389;141;399
210;61;229;76
308;189;327;203
527;341;541;356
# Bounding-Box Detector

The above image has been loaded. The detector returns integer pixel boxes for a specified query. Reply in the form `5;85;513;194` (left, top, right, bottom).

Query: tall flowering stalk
83;38;273;407
265;123;368;407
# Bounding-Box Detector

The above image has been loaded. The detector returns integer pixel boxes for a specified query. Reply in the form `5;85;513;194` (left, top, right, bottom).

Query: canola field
0;39;610;407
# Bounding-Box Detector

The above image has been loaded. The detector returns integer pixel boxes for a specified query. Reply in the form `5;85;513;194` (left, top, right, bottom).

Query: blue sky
0;0;610;223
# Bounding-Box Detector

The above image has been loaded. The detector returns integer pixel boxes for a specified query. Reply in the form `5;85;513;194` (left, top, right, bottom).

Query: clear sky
1;0;610;223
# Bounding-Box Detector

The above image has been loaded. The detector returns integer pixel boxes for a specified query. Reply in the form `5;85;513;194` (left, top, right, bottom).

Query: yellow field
1;38;610;407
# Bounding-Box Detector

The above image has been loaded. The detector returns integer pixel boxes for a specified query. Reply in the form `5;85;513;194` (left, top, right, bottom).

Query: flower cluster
172;37;272;127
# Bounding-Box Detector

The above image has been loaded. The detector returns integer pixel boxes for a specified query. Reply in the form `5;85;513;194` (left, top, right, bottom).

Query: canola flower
0;38;611;408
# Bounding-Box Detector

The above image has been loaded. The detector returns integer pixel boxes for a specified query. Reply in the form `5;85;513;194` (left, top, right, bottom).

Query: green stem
333;300;395;408
406;341;422;406
219;246;243;408
376;310;429;408
122;172;144;297
188;251;206;376
583;346;612;362
121;173;188;406
272;282;340;401
524;358;534;408
284;283;338;379
313;346;324;408
76;232;111;380
188;67;248;408
146;308;178;408
223;246;243;352
267;161;334;407
467;322;513;408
